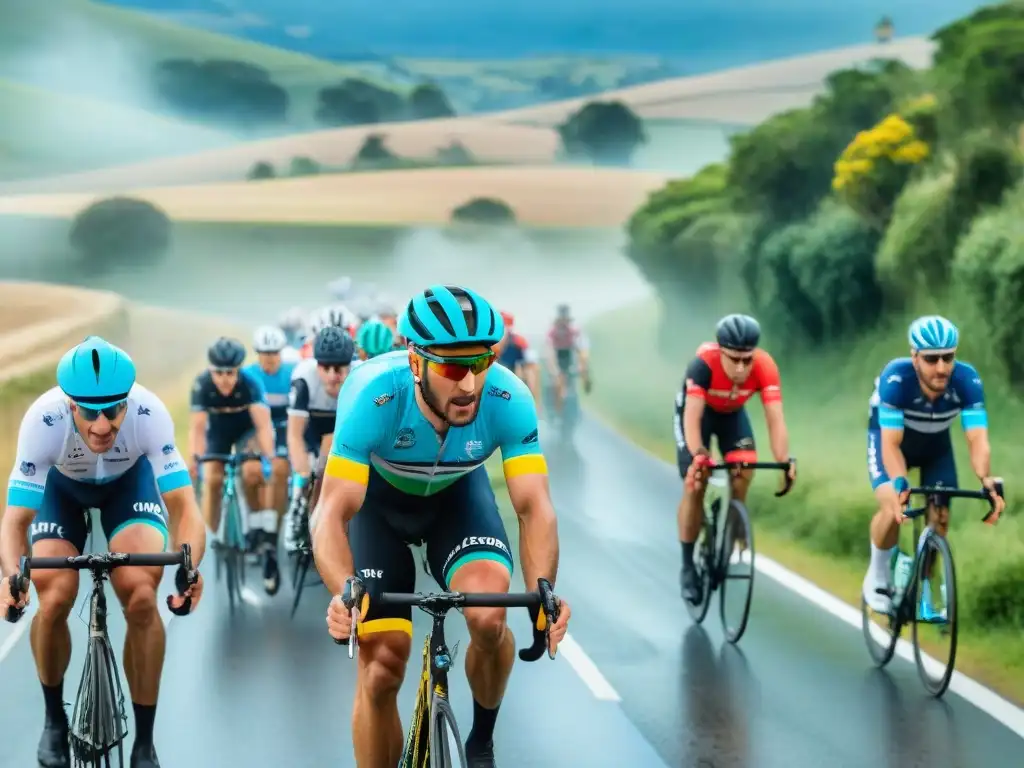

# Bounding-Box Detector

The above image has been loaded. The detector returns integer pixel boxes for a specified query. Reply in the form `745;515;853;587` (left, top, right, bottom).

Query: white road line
558;632;621;701
240;586;264;608
0;610;31;663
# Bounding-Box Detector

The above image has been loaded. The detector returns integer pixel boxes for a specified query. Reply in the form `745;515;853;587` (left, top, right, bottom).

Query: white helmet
327;276;352;301
278;307;306;332
253;325;287;353
310;304;355;335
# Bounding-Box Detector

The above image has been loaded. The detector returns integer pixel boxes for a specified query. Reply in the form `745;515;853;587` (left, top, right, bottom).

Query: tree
451;198;516;225
316;79;405;127
557;100;647;166
69;197;172;269
289;156;321;177
435;140;475;166
351;134;397;169
408;83;455;120
247;161;275;180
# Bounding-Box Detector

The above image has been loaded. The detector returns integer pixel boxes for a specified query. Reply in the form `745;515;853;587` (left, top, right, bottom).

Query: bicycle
198;452;262;613
5;545;197;768
861;483;1003;697
288;467;320;619
685;459;795;643
338;578;560;768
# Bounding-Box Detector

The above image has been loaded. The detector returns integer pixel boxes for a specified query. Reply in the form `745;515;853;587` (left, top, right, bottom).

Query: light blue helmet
908;315;959;352
56;336;136;408
399;285;504;347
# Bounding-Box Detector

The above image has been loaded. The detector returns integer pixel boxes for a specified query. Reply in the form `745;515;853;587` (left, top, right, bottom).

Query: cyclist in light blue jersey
242;325;296;594
310;284;571;768
863;315;1005;615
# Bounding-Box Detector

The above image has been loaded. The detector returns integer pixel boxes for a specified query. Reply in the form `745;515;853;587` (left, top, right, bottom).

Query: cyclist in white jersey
0;337;205;768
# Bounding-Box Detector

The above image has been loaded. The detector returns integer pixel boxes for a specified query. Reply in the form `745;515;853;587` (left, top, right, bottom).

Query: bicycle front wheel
719;500;756;643
912;531;958;697
429;697;468;768
684;516;714;624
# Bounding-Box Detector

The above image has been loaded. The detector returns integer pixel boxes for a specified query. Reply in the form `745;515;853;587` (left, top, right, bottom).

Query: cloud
284;25;313;39
153;11;270;33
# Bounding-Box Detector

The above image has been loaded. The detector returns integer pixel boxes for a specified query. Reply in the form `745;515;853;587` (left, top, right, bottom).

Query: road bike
288;468;319;618
685;459;794;643
199;452;262;613
5;545;197;768
861;483;1003;697
338;578;560;768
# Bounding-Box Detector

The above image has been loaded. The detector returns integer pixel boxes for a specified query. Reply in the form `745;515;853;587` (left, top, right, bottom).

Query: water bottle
892;551;914;606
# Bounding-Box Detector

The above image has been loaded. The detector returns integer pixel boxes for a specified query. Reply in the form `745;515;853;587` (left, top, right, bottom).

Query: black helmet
314;326;355;365
715;314;761;351
557;303;571;318
208;337;246;368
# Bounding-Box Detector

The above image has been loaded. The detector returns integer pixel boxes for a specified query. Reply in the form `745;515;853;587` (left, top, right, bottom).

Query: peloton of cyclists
676;314;797;605
495;310;543;415
545;304;591;418
862;315;1004;616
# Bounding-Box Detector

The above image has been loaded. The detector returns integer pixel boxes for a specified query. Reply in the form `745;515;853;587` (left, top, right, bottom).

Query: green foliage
950;129;1024;219
408;83;456;120
247;161;275;180
69;197;172;269
557;100;646;166
435;140;475;166
316;79;405;126
289;156;320;177
351;134;397;169
450;198;516;225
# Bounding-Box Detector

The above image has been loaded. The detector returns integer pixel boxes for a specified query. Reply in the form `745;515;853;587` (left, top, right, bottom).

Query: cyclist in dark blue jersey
311;285;571;768
863;315;1005;615
187;337;275;543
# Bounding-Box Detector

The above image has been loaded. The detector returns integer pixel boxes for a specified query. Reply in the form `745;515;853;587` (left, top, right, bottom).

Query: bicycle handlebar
197;452;265;465
335;578;561;663
905;481;1005;523
5;544;199;624
708;458;796;498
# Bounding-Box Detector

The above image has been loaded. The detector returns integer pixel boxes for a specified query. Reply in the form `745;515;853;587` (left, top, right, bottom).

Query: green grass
394;56;662;92
585;299;1024;704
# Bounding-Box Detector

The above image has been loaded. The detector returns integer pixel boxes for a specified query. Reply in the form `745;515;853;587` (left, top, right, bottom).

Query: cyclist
242;326;296;594
0;336;205;768
283;327;355;552
277;307;307;361
312;284;571;768
676;314;796;604
545;303;591;417
187;338;276;546
862;315;1004;615
300;305;357;360
495;310;542;415
356;319;396;361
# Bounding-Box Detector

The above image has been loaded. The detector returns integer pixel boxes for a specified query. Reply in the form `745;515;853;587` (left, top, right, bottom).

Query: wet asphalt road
2;414;1023;767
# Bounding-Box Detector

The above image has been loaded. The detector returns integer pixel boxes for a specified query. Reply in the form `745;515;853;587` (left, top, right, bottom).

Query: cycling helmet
556;304;571;319
716;314;761;351
278;307;305;332
253;325;287;353
909;315;959;351
375;297;398;319
314;325;355;365
56;336;136;408
208;337;246;368
399;285;504;347
327;276;352;301
357;320;395;358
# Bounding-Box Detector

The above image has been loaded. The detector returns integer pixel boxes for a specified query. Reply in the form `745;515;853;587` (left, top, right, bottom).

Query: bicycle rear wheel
290;550;312;619
718;500;756;643
429;696;468;768
912;531;958;697
684;513;715;624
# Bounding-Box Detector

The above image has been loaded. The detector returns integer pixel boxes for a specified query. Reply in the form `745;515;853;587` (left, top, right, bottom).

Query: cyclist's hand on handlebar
1;574;30;623
167;568;202;616
885;478;909;525
329;576;367;644
982;476;1005;525
547;596;570;656
685;450;713;493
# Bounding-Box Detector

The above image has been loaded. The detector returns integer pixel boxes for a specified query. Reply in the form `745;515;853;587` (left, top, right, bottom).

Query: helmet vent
91;348;102;381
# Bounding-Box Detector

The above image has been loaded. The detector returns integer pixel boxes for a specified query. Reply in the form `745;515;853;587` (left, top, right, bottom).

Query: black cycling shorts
303;414;336;456
675;392;756;478
206;413;256;457
351;465;514;638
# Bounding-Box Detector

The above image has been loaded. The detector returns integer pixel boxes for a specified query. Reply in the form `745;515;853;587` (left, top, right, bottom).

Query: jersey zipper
426;429;450;496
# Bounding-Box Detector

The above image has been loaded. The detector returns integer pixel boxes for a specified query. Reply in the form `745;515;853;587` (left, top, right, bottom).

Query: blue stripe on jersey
961;407;987;431
878;405;904;430
157;469;192;494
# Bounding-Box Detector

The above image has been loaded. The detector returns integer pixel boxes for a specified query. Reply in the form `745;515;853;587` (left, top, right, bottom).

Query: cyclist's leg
270;420;291;519
720;408;756;503
919;435;957;540
348;472;416;766
677;397;714;552
28;472;87;738
423;467;515;755
237;430;264;518
201;420;234;533
101;461;171;752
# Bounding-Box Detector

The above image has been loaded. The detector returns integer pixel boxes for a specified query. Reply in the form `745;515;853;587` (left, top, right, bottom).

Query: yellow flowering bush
833;113;931;227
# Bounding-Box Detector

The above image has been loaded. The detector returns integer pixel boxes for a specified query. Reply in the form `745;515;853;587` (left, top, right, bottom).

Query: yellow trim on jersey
325;455;370;485
357;617;414;638
503;453;548;479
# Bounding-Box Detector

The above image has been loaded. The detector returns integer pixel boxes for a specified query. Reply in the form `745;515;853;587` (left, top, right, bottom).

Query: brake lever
775;459;797;498
337;578;365;656
166;544;197;617
5;573;28;624
518;578;560;663
982;478;1005;523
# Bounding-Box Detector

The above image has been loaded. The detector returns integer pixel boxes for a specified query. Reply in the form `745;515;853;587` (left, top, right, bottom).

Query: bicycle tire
912;531;958;697
718;500;756;644
684;516;714;624
290;550;312;619
71;635;126;766
429;697;468;768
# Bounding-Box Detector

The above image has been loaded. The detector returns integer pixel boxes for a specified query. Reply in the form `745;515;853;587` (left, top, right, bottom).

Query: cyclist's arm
681;357;711;456
521;346;543;412
286;378;312;475
140;395;206;564
1;410;58;575
242;370;275;459
575;330;590;376
187;378;208;460
543;335;560;379
878;406;908;482
498;382;558;588
756;353;789;462
959;370;991;480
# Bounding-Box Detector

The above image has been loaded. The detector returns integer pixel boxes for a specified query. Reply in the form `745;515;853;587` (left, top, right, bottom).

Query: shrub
351;134;398;170
247;161;275;180
875;173;957;306
435;140;475;166
289;156;321;176
451;197;516;225
753;221;821;342
950;129;1023;220
557;100;646;165
69;197;172;268
833;113;930;229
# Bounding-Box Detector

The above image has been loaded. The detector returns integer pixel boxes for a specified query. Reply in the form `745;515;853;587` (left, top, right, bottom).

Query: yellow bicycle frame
400;635;435;767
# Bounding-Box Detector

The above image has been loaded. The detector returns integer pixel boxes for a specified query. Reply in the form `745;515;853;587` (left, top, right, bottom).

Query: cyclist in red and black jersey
675;314;796;603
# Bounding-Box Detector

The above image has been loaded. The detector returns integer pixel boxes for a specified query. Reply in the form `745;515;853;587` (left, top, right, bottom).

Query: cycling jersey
190;368;268;456
242;361;295;422
326;350;546;497
684;343;782;414
497;332;538;372
865;357;986;492
288;358;340;454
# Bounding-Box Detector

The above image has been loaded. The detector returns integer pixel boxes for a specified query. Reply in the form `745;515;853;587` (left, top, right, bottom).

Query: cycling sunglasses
77;401;127;422
723;351;755;366
414;347;496;381
920;352;955;365
211;367;239;376
318;363;349;374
